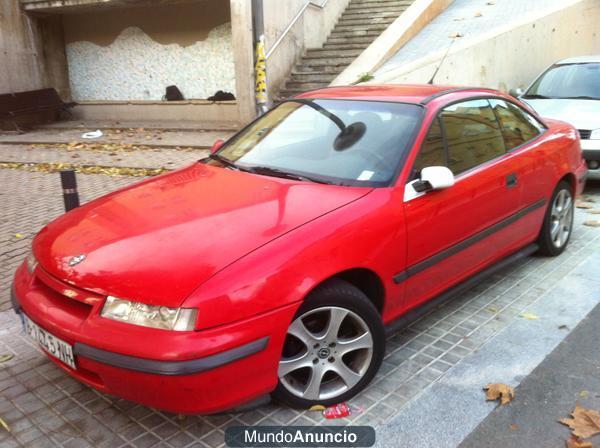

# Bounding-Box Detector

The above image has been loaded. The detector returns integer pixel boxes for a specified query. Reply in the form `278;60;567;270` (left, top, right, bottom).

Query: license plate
24;315;76;369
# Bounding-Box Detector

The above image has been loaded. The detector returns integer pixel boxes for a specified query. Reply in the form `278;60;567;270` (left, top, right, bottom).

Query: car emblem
68;254;86;267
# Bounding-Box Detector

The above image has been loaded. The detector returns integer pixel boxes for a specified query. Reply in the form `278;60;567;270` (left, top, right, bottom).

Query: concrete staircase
278;0;416;98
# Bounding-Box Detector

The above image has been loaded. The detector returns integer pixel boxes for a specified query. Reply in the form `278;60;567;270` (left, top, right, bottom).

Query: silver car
514;56;600;172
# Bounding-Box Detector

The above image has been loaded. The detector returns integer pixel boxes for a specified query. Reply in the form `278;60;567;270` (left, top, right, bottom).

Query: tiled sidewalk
1;167;598;447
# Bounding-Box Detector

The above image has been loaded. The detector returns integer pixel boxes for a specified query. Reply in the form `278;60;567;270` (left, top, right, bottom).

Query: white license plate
24;315;76;369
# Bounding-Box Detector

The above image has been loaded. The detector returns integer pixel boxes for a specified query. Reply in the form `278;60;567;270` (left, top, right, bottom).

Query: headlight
25;251;38;274
591;129;600;140
101;296;197;331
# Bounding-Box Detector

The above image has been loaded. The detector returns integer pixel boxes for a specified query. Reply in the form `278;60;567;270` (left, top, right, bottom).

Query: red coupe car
12;85;587;414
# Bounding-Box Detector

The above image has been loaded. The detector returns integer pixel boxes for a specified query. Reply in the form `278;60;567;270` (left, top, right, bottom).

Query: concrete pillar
230;0;256;125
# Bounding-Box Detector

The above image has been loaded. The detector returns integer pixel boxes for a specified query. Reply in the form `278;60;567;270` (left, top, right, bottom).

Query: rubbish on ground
323;402;352;419
82;129;103;139
0;417;10;432
583;220;600;228
520;312;539;320
309;405;326;412
0;354;13;363
484;383;515;405
560;405;600;439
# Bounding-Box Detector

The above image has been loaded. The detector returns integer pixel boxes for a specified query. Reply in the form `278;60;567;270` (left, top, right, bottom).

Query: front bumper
12;263;299;414
581;140;600;165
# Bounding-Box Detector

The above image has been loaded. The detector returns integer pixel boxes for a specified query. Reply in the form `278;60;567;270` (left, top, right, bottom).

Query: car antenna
428;38;456;85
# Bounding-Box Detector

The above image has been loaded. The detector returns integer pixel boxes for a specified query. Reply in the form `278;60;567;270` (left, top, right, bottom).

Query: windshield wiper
208;153;239;170
244;165;329;184
522;94;553;99
561;95;600;100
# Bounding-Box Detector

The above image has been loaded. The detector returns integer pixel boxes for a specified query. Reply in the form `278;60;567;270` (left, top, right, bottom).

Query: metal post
60;170;80;212
252;0;269;115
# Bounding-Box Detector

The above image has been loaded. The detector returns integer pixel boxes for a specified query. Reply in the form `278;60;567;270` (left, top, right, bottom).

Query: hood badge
68;254;86;267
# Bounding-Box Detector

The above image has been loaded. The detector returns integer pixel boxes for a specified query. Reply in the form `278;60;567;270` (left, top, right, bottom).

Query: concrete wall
373;0;600;92
264;0;350;99
62;0;235;101
0;0;69;97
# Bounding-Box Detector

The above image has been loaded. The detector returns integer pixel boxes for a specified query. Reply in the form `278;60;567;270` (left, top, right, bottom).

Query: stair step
305;48;364;58
347;0;413;6
284;81;331;90
333;23;389;32
337;16;397;26
329;29;384;37
289;73;336;83
324;36;376;46
278;89;306;98
294;64;346;74
346;1;412;10
297;56;355;66
319;42;370;50
341;9;405;20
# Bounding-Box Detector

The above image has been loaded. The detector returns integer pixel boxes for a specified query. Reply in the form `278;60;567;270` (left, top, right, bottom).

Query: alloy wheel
278;306;374;401
550;189;573;248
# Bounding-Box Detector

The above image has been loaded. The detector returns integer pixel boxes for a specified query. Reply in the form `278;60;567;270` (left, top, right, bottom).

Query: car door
400;98;523;311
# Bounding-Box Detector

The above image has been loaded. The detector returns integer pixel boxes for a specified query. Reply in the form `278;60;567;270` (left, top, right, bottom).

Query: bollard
60;170;80;212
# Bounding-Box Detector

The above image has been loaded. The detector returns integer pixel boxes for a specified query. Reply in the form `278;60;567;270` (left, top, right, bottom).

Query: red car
12;85;587;414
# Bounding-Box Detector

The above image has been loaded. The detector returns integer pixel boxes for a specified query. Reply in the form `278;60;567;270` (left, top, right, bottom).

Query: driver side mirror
509;87;524;98
413;166;455;193
210;139;225;154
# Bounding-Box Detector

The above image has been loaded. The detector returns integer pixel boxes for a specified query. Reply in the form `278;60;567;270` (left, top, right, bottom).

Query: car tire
536;181;574;256
272;279;385;408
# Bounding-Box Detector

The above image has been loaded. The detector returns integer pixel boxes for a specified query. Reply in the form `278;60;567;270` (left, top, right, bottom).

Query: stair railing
265;0;329;60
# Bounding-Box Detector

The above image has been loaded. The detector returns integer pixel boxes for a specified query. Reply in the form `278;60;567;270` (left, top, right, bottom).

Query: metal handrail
265;0;329;60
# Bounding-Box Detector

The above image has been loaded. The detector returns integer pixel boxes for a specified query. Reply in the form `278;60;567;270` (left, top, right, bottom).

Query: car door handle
506;173;518;188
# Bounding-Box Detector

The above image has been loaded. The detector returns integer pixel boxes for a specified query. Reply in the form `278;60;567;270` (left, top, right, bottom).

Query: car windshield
524;63;600;100
208;99;423;187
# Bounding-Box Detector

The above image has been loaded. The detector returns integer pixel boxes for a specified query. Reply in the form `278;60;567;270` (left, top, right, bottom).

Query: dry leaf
309;405;326;411
566;436;593;448
576;201;594;209
559;325;569;331
580;390;590;398
453;17;465;21
520;312;539;320
488;306;498;313
485;383;515;405
588;210;600;214
487;1;495;4
560;405;600;439
474;11;483;17
0;354;13;363
449;32;464;38
0;417;9;432
509;424;519;431
583;220;600;228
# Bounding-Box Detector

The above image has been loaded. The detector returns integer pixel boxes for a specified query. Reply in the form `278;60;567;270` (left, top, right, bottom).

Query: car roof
555;55;600;65
296;84;499;105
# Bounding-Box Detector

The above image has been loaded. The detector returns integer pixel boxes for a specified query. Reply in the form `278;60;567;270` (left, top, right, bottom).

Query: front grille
579;129;591;140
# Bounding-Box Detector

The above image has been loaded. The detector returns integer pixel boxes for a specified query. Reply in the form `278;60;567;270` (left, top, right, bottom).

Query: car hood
33;163;372;307
522;98;600;131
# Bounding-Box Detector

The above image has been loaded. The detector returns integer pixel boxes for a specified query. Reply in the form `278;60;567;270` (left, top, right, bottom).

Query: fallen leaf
453;17;465;21
588;210;600;214
14;233;24;239
580;390;590;398
487;306;498;313
309;405;326;411
449;32;464;38
0;354;13;363
509;424;519;431
559;325;570;331
0;417;9;432
487;1;495;4
581;195;596;203
576;201;594;209
474;11;483;17
566;436;593;448
560;405;600;439
584;220;600;228
520;312;539;320
485;383;515;405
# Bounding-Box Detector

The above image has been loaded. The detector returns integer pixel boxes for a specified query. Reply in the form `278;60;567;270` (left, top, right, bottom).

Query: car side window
489;99;543;150
441;99;506;175
412;117;446;177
